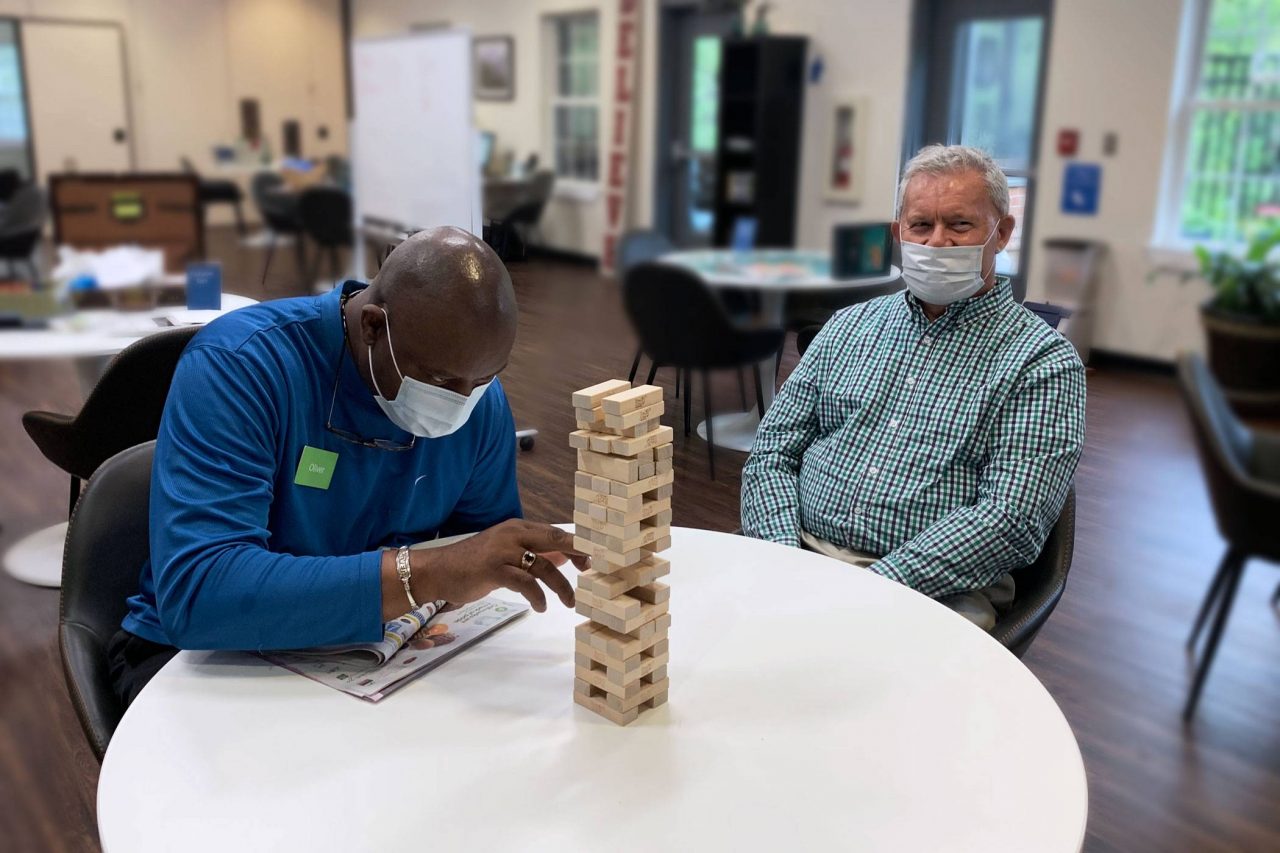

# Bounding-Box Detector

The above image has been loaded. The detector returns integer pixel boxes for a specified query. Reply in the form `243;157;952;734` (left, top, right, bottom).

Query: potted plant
1188;223;1280;413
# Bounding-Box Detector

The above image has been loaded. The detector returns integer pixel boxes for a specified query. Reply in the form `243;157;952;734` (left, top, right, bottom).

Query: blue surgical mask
899;225;999;305
367;306;491;438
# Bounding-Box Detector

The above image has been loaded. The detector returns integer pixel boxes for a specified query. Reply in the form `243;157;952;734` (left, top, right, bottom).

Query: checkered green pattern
741;277;1086;598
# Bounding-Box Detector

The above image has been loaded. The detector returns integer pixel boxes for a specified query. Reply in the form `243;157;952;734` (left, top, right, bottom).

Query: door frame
901;0;1055;301
14;16;137;177
652;0;736;246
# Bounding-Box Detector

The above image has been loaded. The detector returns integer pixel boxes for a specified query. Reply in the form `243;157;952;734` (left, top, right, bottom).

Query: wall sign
1061;163;1101;216
600;0;641;276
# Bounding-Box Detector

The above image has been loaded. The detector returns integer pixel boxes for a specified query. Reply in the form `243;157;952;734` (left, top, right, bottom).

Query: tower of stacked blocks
570;379;674;725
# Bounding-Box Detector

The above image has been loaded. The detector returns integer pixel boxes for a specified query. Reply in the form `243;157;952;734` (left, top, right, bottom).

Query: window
1161;0;1280;247
548;13;599;183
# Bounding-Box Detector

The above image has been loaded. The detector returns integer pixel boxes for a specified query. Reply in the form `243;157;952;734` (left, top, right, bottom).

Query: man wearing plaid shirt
741;145;1085;630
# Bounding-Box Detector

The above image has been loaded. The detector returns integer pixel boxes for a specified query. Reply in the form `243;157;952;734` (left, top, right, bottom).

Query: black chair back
0;184;48;239
23;325;199;483
796;324;822;358
251;171;301;234
505;170;555;226
298;185;353;247
1177;353;1280;561
0;169;21;202
618;230;674;275
60;441;154;760
991;485;1076;657
623;261;783;369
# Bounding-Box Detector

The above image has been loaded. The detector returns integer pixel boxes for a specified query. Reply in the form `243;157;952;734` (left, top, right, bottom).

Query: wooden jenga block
568;430;592;450
608;425;674;457
605;496;670;527
655;443;673;461
628;582;670;606
609;469;674;499
572;379;631;410
572;499;609;522
579;521;667;556
576;595;669;634
574;485;643;514
575;614;670;660
575;649;670;694
656;458;673;475
650;508;672;528
618;418;660;438
604;401;664;430
574;587;645;624
588;432;614;453
573;536;648;568
653;483;673;500
648;535;672;554
574;513;641;543
637;461;655;480
604;672;669;713
600;384;663;416
575;642;668;686
577;556;669;599
575;407;608;431
577;449;643;484
573;687;644;726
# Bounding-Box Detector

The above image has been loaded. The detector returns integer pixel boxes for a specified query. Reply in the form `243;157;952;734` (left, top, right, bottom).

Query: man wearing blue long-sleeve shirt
109;227;587;705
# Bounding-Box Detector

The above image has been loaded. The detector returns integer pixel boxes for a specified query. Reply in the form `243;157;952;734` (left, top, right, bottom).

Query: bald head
351;226;517;399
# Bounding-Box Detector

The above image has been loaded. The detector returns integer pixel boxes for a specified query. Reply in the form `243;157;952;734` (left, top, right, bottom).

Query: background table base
4;522;68;587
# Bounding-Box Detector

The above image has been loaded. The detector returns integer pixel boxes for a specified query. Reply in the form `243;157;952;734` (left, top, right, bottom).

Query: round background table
1;292;257;587
659;250;900;451
98;528;1087;853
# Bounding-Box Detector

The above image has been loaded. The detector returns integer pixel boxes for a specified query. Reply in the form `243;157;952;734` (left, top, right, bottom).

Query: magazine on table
262;596;528;702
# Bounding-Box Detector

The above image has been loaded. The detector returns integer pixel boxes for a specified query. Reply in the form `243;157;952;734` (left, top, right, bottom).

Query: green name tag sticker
294;445;338;490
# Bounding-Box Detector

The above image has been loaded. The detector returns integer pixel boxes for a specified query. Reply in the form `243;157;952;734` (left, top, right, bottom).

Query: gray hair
896;144;1009;219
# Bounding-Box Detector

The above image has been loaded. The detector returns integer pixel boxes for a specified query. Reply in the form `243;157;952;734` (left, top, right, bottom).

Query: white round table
1;293;257;588
660;250;900;451
98;527;1087;853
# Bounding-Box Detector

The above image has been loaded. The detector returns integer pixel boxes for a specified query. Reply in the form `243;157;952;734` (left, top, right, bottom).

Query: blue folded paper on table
186;262;222;310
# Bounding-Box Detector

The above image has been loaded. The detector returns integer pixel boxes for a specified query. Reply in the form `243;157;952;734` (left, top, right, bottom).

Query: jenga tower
569;380;674;725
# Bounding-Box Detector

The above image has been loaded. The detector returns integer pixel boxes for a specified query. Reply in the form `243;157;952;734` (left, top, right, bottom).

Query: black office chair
618;230;675;385
23;325;199;517
251;171;307;289
0;168;22;202
297;185;353;289
624;261;784;479
61;441;155;761
1177;352;1280;721
489;170;555;261
990;486;1076;657
0;184;47;282
181;156;245;236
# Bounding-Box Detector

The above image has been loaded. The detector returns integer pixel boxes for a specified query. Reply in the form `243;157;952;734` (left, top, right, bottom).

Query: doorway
21;20;133;183
654;3;737;247
905;0;1053;301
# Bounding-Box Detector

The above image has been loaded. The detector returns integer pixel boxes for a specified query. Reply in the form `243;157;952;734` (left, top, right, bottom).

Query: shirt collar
903;275;1012;333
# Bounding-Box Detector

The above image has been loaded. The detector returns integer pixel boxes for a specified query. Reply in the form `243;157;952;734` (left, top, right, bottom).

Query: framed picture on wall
824;96;869;204
474;36;515;101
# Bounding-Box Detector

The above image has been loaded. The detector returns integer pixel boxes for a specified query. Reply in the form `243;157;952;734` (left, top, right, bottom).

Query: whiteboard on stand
350;28;479;267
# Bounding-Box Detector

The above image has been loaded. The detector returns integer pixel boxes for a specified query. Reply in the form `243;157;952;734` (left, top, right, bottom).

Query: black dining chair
297;185;353;289
618;230;675;386
23;325;199;517
990;486;1076;657
623;261;784;480
1177;352;1280;721
181;156;246;236
61;441;155;761
251;171;307;289
0;184;48;282
488;170;555;261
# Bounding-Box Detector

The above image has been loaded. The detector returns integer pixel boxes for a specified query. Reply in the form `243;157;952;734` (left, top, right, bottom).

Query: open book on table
260;533;527;702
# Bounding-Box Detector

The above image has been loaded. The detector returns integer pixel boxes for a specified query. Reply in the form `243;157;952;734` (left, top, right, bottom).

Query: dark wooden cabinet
712;36;808;248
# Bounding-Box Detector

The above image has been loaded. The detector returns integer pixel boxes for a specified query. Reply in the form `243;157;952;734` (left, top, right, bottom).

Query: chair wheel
519;435;535;451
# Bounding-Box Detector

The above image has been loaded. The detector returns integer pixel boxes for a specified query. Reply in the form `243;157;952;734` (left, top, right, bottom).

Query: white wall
1025;0;1198;360
0;0;347;186
354;0;621;257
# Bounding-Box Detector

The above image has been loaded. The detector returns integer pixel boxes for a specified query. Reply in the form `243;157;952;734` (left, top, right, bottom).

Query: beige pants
799;530;1015;631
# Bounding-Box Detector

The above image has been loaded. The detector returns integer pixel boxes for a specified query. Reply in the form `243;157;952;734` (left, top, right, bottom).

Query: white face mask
368;306;491;438
899;225;999;306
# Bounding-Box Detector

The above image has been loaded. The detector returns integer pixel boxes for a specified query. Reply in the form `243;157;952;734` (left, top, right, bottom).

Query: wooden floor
0;228;1277;851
